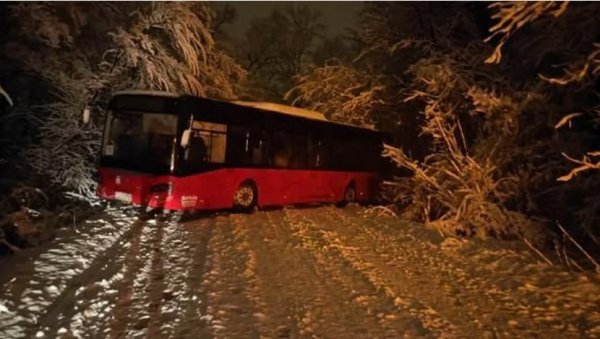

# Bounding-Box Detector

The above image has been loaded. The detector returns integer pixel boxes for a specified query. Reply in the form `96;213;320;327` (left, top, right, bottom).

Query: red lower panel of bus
97;167;379;211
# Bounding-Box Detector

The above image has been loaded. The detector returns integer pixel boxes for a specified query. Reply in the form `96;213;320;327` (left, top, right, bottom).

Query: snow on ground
0;207;138;338
0;205;599;338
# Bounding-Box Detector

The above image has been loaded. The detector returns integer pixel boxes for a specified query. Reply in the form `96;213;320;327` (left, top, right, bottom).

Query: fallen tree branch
556;221;600;270
524;237;554;266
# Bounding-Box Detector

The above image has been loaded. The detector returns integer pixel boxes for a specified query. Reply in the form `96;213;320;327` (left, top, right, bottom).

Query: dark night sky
213;1;364;38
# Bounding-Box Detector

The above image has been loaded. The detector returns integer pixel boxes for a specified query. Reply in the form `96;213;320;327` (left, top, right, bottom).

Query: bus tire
233;181;257;212
337;183;356;207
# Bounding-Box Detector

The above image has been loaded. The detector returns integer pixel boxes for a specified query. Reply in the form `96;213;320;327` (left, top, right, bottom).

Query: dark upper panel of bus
109;91;180;114
108;91;384;142
187;96;381;139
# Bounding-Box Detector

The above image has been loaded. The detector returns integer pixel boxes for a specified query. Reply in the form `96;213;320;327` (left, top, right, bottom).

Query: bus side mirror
180;129;192;148
82;106;91;124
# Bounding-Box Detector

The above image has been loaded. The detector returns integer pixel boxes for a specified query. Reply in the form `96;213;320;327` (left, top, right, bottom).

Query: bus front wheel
233;182;257;212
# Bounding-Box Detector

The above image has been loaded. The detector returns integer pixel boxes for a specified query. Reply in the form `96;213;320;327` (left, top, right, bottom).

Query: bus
97;90;385;212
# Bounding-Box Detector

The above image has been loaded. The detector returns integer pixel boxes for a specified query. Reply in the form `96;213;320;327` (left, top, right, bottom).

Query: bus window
289;133;308;169
104;111;177;168
272;132;292;167
314;137;330;169
251;141;262;164
251;130;269;165
191;121;227;163
227;126;250;165
328;137;347;170
186;133;207;163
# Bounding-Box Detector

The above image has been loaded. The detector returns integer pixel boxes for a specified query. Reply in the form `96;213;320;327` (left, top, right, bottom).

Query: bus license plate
115;192;132;203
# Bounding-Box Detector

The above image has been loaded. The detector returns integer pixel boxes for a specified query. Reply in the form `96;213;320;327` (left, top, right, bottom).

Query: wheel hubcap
235;186;254;207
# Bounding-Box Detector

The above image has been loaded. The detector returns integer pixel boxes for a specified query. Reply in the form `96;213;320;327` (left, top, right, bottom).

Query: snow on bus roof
111;91;376;132
232;101;328;122
112;89;180;97
233;101;377;132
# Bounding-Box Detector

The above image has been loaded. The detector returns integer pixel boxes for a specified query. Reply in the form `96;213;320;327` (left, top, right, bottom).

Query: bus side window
186;132;208;163
329;137;348;170
191;121;227;163
289;133;308;169
251;129;268;166
227;126;250;165
272;132;292;167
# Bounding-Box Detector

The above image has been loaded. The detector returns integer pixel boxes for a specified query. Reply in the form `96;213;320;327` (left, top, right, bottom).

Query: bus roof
229;100;378;133
232;101;328;122
111;90;378;133
112;89;181;98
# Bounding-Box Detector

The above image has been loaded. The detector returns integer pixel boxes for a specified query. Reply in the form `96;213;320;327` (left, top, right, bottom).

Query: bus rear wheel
337;184;356;207
233;182;257;212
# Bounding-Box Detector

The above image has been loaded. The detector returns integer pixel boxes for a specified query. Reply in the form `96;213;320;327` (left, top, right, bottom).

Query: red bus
97;90;385;211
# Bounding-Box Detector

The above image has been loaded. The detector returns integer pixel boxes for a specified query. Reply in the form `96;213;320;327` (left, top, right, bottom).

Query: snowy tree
484;1;600;179
286;61;383;128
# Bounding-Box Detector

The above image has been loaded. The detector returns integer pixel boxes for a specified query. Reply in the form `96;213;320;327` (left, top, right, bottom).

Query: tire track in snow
283;207;438;338
169;217;213;338
226;212;282;336
314;206;600;338
195;214;261;338
340;207;521;336
293;206;464;337
241;208;398;338
337;206;563;337
31;217;145;338
242;209;319;338
109;217;158;338
143;217;166;338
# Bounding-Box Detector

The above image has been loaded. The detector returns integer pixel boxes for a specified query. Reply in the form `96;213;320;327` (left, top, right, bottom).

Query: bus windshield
101;111;178;173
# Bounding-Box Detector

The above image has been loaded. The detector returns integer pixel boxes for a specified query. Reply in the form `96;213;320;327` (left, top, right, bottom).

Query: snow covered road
0;205;599;338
